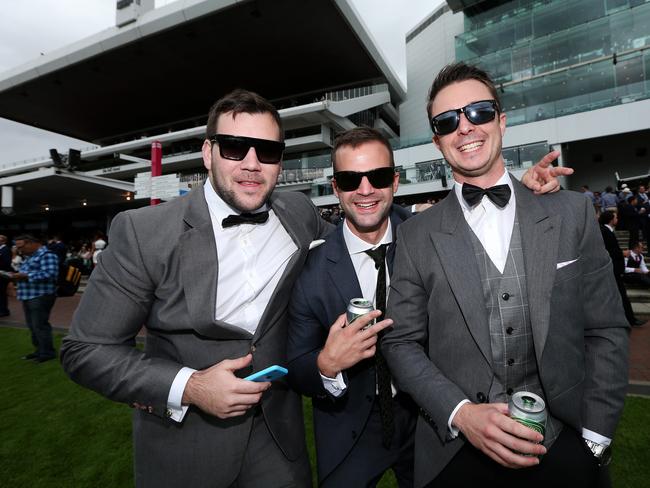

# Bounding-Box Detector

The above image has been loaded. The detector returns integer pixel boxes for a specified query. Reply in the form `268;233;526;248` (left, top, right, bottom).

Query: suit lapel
179;188;252;340
252;193;313;341
326;225;363;305
430;193;493;366
512;177;560;362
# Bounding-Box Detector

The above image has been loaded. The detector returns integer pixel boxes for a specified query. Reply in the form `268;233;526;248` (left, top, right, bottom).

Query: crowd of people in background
586;182;650;328
582;183;650;247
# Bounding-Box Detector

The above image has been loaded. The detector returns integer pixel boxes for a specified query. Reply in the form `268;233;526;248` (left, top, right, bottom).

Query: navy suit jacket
0;244;12;272
286;204;410;481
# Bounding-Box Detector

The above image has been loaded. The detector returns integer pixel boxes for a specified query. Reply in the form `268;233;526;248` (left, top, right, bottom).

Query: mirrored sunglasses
430;100;498;136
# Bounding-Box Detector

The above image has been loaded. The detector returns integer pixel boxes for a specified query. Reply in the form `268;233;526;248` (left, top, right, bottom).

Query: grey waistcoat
468;213;562;448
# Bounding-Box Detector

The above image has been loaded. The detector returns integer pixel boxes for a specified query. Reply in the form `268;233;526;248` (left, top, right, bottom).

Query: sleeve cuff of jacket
320;371;347;397
166;367;196;422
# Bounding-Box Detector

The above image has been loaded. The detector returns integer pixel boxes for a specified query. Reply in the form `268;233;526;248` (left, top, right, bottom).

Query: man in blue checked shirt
8;235;59;363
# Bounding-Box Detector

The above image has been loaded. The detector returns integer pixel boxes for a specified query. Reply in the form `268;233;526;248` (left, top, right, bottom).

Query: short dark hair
426;62;502;120
599;211;616;226
331;127;394;172
15;234;40;243
205;89;283;141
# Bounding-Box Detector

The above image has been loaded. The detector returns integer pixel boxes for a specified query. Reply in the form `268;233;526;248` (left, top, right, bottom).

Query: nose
357;176;375;195
240;146;262;170
457;112;474;135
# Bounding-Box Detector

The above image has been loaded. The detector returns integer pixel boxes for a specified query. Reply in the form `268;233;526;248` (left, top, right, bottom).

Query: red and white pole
150;140;162;206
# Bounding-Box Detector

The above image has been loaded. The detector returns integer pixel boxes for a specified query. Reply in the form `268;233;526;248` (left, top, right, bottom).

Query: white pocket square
557;258;578;269
309;239;325;250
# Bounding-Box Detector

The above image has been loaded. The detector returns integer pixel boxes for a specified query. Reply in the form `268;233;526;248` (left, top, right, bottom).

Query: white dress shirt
453;171;516;274
320;219;392;396
166;181;297;421
625;250;648;274
448;172;610;447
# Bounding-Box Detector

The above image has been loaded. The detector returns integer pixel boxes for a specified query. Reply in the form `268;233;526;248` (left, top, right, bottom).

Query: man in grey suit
61;89;329;487
382;63;629;488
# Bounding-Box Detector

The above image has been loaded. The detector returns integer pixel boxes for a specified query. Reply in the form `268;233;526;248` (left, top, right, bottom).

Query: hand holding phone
244;365;288;382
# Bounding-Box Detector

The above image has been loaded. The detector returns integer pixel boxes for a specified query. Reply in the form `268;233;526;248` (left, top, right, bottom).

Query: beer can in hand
509;391;547;444
346;298;374;329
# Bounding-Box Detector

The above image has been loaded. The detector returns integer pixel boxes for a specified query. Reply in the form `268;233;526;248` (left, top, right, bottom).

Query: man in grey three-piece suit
382;63;629;488
61;90;328;487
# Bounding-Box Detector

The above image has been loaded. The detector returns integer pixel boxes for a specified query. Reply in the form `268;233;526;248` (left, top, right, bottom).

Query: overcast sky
0;0;442;164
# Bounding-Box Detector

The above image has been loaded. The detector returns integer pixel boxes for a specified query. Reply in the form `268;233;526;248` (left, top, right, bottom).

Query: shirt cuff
320;371;347;397
625;267;635;273
166;367;196;422
448;399;471;439
582;428;611;446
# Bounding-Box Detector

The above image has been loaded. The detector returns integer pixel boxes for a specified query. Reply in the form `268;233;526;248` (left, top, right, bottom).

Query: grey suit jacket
61;186;329;488
382;178;629;488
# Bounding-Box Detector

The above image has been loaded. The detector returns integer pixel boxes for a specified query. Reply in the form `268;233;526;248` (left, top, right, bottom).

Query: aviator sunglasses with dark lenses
430;100;498;136
209;134;286;164
333;167;396;192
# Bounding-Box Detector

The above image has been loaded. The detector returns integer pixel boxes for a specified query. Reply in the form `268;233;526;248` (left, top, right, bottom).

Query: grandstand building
1;0;649;236
0;0;404;233
397;0;650;193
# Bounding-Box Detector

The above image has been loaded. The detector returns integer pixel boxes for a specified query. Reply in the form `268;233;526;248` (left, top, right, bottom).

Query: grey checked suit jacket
382;177;630;488
61;186;329;488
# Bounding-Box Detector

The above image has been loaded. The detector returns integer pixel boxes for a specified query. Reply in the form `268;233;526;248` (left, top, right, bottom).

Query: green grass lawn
1;327;647;487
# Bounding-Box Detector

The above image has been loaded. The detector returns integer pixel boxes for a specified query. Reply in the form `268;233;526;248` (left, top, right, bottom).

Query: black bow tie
462;183;511;208
222;211;269;228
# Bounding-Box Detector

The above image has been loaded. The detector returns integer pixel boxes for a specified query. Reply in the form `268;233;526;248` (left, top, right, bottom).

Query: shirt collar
203;180;269;228
453;170;513;212
343;218;392;255
605;224;615;233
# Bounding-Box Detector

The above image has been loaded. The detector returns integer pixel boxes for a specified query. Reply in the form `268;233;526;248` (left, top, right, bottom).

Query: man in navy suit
287;127;416;487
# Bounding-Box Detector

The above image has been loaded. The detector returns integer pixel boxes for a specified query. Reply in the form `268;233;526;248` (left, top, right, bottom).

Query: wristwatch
584;439;612;466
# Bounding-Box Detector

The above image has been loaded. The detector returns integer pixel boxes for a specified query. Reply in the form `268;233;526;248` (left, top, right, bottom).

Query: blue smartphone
244;365;288;382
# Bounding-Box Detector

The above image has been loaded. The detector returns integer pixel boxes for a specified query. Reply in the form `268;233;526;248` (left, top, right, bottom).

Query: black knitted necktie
364;244;394;448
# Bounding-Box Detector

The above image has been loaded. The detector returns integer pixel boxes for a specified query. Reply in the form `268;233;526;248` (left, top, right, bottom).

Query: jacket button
476;392;487;403
250;345;256;353
507;388;514;396
506;327;514;335
501;292;510;300
507;358;515;366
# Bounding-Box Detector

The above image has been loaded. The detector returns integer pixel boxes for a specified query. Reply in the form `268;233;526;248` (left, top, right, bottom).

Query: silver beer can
346;298;374;328
508;391;547;439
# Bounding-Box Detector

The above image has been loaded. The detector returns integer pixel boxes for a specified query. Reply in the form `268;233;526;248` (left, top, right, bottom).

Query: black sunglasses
333;167;396;192
208;134;285;164
430;100;499;136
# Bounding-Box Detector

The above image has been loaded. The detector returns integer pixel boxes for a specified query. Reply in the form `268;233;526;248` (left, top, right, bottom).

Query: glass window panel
615;54;645;99
609;9;634;51
606;0;630;14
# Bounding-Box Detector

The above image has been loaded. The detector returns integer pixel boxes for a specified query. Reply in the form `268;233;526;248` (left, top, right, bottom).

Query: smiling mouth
355;201;378;209
458;141;484;153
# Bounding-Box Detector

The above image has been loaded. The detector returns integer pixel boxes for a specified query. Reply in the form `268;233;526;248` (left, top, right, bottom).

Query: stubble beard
210;172;274;213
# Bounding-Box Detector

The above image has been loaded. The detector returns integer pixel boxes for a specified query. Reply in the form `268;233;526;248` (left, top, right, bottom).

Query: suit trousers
320;394;416;488
230;410;312;488
427;428;609;488
21;294;56;359
0;277;9;315
614;275;637;324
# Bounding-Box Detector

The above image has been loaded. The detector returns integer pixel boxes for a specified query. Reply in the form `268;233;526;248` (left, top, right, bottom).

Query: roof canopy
0;0;404;145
